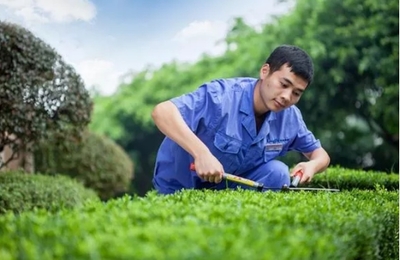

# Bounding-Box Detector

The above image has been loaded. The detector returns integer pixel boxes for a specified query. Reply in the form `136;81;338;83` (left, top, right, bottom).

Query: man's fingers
210;173;223;183
290;166;302;177
199;173;208;181
197;168;224;183
300;175;312;184
216;169;223;183
204;172;223;183
199;173;213;182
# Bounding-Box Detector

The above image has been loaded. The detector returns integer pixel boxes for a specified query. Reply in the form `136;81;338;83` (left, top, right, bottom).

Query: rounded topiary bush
0;21;93;173
0;170;99;214
34;130;134;200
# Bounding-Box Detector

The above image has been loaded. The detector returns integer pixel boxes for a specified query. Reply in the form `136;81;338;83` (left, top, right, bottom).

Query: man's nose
281;89;291;103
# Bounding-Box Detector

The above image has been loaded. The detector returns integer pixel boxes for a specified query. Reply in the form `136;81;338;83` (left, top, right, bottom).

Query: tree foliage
0;21;93;169
89;0;399;195
278;0;399;166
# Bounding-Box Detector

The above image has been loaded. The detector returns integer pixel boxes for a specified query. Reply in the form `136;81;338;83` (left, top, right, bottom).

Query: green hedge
0;187;397;259
34;130;134;200
0;171;99;215
304;166;399;191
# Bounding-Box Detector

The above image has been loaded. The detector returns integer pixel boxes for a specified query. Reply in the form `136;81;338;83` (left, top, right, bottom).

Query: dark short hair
265;45;314;86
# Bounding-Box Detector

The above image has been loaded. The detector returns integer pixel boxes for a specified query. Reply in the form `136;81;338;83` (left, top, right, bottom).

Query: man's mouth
274;100;284;109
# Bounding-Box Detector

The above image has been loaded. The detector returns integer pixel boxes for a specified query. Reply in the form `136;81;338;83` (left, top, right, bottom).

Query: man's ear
260;63;270;79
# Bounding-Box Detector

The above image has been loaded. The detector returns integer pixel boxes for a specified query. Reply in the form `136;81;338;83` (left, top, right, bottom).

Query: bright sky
0;0;292;95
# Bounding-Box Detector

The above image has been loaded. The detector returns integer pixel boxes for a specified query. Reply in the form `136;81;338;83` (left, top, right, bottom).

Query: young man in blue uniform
151;45;330;195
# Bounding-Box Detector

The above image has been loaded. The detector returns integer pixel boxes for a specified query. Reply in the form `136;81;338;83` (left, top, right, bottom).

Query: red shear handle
291;170;303;187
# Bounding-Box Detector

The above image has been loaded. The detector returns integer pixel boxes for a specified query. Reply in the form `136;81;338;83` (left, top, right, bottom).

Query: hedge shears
189;163;340;192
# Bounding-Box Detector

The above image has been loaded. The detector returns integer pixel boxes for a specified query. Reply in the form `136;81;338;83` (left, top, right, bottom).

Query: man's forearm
151;100;210;159
304;147;331;173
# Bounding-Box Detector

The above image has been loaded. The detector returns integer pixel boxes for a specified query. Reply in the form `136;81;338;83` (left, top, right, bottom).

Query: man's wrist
192;145;211;160
309;157;329;174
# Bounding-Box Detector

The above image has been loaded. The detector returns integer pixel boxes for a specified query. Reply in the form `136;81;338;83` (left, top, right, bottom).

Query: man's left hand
290;161;317;184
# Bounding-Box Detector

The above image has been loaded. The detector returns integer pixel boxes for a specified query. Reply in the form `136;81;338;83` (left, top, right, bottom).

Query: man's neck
253;79;269;117
255;112;268;133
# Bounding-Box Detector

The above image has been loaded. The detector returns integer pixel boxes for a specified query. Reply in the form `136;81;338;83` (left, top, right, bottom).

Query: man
151;45;330;195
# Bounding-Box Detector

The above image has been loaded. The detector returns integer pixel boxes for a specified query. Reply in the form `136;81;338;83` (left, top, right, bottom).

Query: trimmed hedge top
0;186;397;259
304;166;399;191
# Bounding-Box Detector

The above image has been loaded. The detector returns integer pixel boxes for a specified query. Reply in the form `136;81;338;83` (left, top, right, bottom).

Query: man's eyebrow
283;77;293;86
283;77;305;92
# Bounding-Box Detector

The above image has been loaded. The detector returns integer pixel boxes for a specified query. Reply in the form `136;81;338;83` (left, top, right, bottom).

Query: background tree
273;0;399;171
0;21;93;172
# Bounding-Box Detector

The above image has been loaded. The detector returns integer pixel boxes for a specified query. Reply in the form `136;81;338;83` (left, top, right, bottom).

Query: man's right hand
193;152;224;183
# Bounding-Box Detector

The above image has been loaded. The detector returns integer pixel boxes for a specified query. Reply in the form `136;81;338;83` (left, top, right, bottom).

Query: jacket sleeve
169;81;223;132
288;107;321;153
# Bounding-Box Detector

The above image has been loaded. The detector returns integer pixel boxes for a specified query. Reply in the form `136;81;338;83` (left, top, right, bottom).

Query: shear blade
283;186;340;192
260;186;339;192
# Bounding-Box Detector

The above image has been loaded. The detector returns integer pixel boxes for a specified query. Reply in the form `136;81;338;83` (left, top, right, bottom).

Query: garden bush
0;170;99;215
0;21;92;172
0;185;397;259
34;130;134;200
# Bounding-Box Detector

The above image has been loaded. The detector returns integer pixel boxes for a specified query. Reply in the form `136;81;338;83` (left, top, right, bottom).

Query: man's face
258;63;308;112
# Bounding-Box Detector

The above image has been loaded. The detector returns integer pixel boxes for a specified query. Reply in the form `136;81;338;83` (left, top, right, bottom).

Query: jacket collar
239;78;276;141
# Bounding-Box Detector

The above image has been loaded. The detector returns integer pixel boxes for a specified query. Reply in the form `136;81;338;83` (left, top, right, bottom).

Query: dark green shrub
0;21;92;170
0;170;99;214
34;130;134;200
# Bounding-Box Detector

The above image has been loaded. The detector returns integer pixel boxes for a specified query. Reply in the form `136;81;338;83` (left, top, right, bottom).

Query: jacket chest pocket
263;149;282;163
212;132;243;172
